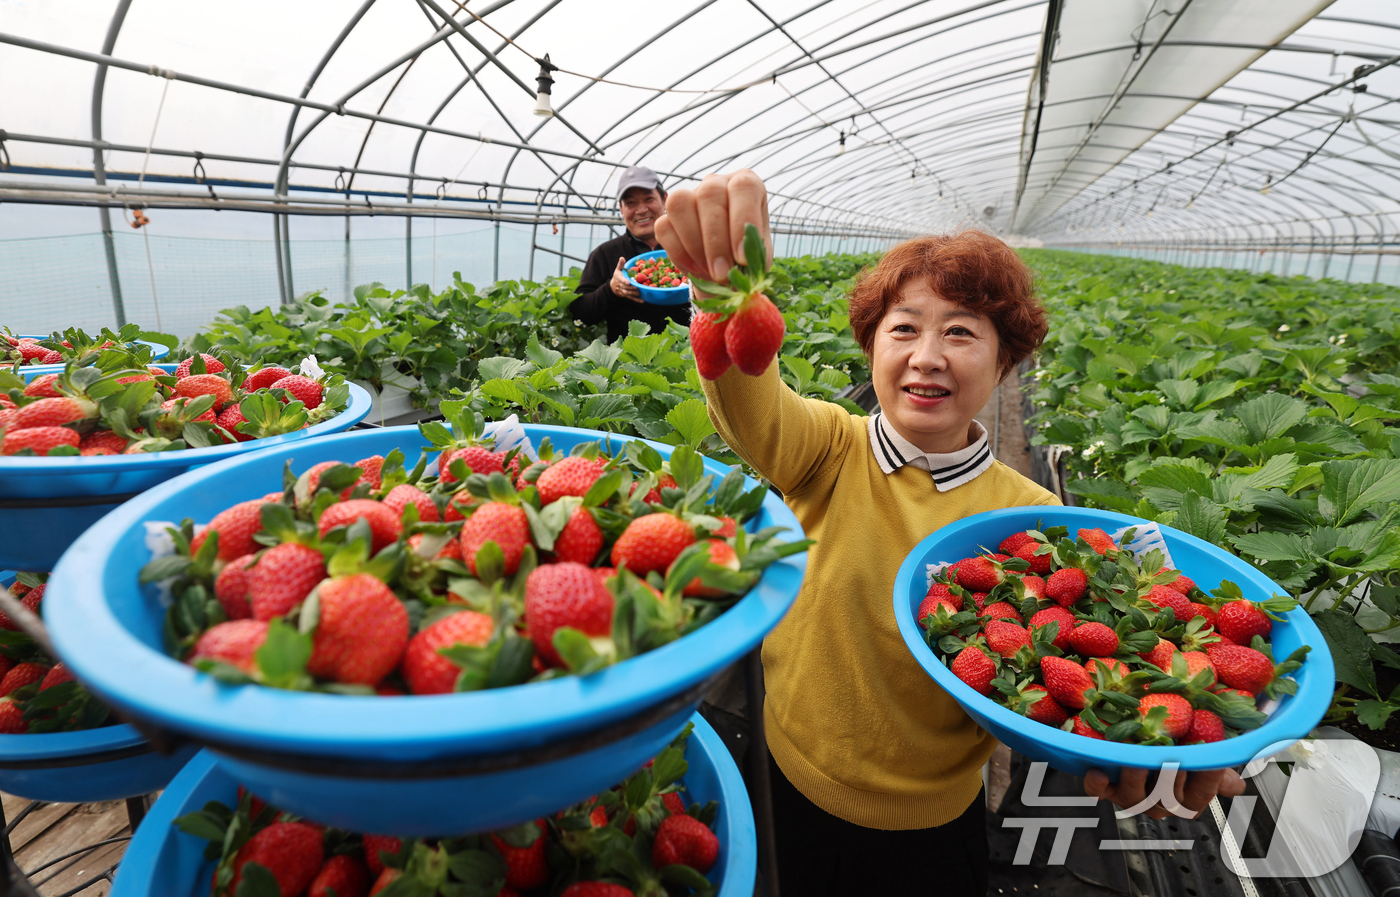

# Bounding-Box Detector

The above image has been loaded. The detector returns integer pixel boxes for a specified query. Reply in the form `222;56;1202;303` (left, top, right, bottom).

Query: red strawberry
23;374;61;398
630;472;678;505
1187;602;1217;626
1181;650;1216;686
460;502;531;576
79;430;129;454
246;366;293;391
984;620;1031;658
369;868;398;895
954;556;1003;592
998;531;1036;556
303;461;342;496
1013;541;1051;575
553;506;605;566
442;490;482;523
611;513;696;577
0;584;42;631
307;574;410;685
978;601;1023;624
248;543;326;620
562;884;633;897
924;582;963;612
270;375;324;409
1077;528;1117;555
175;353;226;378
410;532;462;562
175;374;234;411
1029;607;1075;650
725;293;785;376
350;456;385;493
1021;685;1069;727
1158;568;1195;595
1145;584;1192;622
317;500;402;552
1206;644;1277;694
652;812;719;873
1040;655;1095;710
662;792;687;815
969;592;990;612
189;620;269;673
1071;713;1105;740
525;562;614;668
158;396;217;423
214;554;259;620
672;538;740;598
39;663;75;690
1212;685;1255;702
0;663;49;696
1184;708;1225;744
917;596;958;628
308;854;369;897
2;426;80;455
491;821;548;891
1021;575;1047;601
713;516;738;538
1045;568;1088;607
1084;656;1128;679
950;646;996;695
361;835;401;877
0;700;27;734
382;484;438;523
193;499;269;561
1215;600;1273;646
691;311;732;380
215;403;255;442
1138;638;1177;671
1068;621;1118;657
228;821;323;897
439;445;503;484
1139;693;1193;741
535;456;606;505
401;610;494;695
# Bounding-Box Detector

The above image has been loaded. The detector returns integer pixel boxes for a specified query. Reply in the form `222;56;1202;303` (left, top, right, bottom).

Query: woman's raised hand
655;170;773;284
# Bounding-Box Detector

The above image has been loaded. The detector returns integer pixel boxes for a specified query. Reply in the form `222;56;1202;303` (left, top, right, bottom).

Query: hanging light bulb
533;54;558;117
1260;173;1272;195
838;131;846;155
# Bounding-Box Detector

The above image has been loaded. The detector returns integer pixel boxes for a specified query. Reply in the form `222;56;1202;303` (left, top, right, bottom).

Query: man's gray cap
617;166;664;201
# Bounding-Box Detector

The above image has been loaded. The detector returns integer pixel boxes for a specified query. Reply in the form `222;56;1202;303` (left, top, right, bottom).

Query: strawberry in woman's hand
687;225;785;379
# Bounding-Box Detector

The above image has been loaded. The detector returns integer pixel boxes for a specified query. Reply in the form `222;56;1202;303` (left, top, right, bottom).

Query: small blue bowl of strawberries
893;507;1333;780
626;250;691;306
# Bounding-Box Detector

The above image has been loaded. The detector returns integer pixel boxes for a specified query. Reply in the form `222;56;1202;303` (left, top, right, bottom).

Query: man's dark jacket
571;231;691;343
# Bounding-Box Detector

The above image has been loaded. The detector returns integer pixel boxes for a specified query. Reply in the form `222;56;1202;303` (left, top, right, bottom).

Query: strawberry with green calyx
227;391;312;441
174;373;235;411
998;677;1069;727
950;643;998;695
1068;710;1107;740
248;542;327;621
1;426;80;456
528;561;617;670
978;601;1023;624
1175;616;1221;654
983;619;1032;659
304;570;410;687
245;365;294;392
1029;606;1076;651
1207;640;1309;700
1077;527;1119;556
1039;655;1097;710
368;839;507;897
953;554;1028;592
1213;587;1295;645
687;225;785;378
307;854;370;897
175;353;227;379
918;599;978;643
1138;693;1194;743
317;500;403;554
457;472;534;579
419;410;504;484
190;620;270;674
1068;621;1119;657
1045;567;1088;608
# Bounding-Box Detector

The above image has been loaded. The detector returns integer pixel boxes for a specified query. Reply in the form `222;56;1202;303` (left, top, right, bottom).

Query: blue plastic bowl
0;572;199;802
0;365;371;571
625;249;691;305
16;336;170;375
45;425;805;834
111;713;755;896
893;507;1334;780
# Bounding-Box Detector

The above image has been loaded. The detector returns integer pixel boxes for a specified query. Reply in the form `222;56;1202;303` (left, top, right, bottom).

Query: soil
1333;661;1400;751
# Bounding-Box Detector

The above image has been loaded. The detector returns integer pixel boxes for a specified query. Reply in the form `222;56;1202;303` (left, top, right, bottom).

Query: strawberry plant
142;415;810;696
174;723;722;896
1021;250;1400;733
921;525;1308;745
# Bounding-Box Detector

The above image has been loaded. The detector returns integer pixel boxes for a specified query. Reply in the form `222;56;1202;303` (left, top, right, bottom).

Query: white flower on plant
300;355;325;379
1338;333;1348;345
1277;324;1291;333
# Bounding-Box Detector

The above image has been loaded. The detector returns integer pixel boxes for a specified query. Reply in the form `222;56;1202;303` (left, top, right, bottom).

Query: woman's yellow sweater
703;361;1057;830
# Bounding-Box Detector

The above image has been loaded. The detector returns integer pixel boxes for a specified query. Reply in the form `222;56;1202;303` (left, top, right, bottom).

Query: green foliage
1022;249;1400;728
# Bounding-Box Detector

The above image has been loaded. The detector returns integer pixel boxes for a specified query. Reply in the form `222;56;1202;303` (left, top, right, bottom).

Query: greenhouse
1;0;1400;895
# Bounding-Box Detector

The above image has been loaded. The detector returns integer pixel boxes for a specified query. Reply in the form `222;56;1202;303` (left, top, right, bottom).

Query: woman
655;170;1244;895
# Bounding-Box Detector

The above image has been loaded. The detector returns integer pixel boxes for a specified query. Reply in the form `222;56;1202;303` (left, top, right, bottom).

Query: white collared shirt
867;412;994;491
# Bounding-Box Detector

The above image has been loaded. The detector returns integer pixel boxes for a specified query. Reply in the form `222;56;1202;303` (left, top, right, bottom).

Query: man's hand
610;257;643;303
1084;766;1246;820
656;170;773;284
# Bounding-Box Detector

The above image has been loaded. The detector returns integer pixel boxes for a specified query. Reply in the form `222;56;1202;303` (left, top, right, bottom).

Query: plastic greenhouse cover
0;0;1397;244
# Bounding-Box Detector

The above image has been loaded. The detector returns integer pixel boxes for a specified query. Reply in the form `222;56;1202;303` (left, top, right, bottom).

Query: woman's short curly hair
847;231;1047;375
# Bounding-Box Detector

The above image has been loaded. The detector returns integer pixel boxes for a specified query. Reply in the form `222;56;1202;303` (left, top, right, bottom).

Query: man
571;166;692;343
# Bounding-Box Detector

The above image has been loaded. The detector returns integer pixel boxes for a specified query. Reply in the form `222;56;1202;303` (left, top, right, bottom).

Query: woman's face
869;279;1002;455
